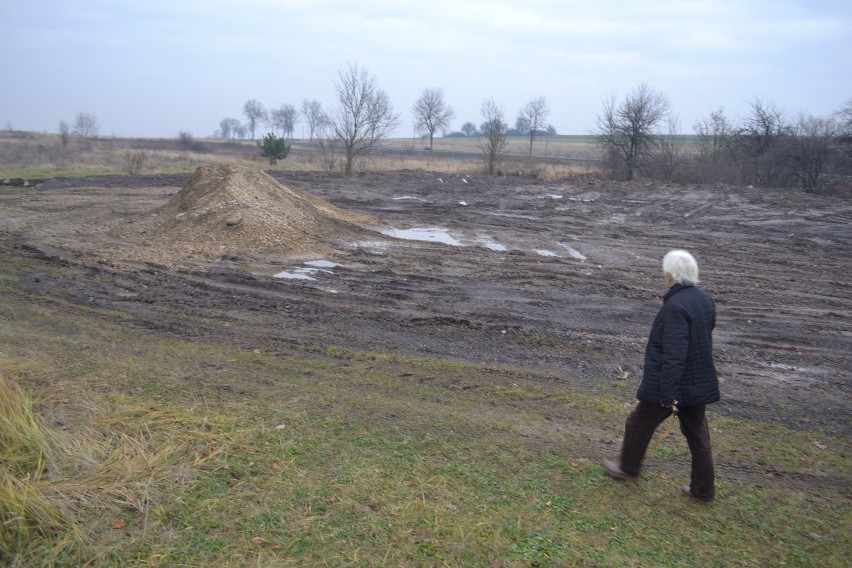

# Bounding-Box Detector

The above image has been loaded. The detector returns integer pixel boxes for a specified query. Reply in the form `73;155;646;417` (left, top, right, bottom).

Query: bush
123;151;146;175
257;133;290;165
177;131;194;150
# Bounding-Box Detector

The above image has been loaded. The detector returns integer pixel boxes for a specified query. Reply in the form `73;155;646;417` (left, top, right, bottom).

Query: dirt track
1;170;850;442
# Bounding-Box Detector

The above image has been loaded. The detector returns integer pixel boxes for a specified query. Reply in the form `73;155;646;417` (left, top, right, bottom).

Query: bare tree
328;63;400;176
788;113;837;191
835;98;852;173
412;88;455;150
268;107;283;136
72;112;99;150
58;120;70;147
595;84;670;180
72;112;99;138
518;96;550;157
461;122;478;136
478;98;508;175
219;117;242;139
837;98;852;135
735;98;789;186
692;108;735;183
243;99;266;140
315;113;341;173
269;104;298;139
301;99;324;141
653;116;686;182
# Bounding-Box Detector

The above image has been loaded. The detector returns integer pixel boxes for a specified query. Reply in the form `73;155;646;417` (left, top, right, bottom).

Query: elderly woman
603;250;719;503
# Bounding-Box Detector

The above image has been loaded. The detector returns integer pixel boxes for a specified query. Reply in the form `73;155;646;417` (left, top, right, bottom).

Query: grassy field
1;251;849;567
0;131;600;181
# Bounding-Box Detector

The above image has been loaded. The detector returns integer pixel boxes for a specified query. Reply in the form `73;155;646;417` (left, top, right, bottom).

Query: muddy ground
1;170;850;446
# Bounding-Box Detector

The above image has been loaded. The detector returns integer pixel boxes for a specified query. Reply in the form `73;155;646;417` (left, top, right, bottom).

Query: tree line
216;64;850;188
596;83;851;192
55;63;850;188
214;63;557;177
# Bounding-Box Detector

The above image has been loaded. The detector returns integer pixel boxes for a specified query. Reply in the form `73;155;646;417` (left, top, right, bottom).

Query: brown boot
682;485;714;504
602;459;637;480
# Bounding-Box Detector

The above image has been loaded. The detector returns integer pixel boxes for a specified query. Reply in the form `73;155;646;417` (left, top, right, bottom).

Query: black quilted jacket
637;284;720;405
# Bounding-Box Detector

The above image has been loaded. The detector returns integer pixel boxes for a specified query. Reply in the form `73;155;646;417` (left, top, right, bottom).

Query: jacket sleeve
660;305;689;402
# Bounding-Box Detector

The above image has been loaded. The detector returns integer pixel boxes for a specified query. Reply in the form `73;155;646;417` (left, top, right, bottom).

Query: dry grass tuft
0;374;81;566
0;375;51;478
0;370;235;566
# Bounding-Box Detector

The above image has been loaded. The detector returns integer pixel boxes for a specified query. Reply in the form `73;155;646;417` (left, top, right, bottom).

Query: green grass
0;270;849;566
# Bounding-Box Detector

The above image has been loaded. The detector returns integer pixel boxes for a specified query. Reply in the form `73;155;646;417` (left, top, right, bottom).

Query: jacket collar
663;283;691;302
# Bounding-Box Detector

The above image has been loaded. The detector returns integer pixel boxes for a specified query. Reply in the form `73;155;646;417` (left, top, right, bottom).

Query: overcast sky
3;0;850;139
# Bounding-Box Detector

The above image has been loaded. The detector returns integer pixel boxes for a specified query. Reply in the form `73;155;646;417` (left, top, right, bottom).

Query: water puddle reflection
273;268;318;280
476;235;507;251
274;259;338;283
558;243;587;260
381;227;461;246
304;260;338;268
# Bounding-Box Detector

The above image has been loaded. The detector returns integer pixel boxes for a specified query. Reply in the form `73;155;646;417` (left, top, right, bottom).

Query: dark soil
1;170;850;445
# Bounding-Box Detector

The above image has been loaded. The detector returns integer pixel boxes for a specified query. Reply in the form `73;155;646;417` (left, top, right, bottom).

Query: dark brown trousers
619;401;715;500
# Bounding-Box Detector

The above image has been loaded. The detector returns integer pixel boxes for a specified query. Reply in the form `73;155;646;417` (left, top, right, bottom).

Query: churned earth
1;167;850;484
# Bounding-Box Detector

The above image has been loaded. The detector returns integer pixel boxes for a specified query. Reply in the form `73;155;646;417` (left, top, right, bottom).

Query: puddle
558;243;587;260
459;201;468;206
305;259;338;268
274;259;337;282
535;250;558;257
393;196;421;201
350;240;389;254
273;269;317;281
381;227;461;246
538;194;563;199
476;235;507;252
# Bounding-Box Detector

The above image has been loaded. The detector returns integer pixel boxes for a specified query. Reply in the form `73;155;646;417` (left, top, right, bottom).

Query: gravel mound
113;163;379;266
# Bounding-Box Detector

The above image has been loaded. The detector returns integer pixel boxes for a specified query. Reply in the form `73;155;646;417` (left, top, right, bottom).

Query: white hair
663;250;699;286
